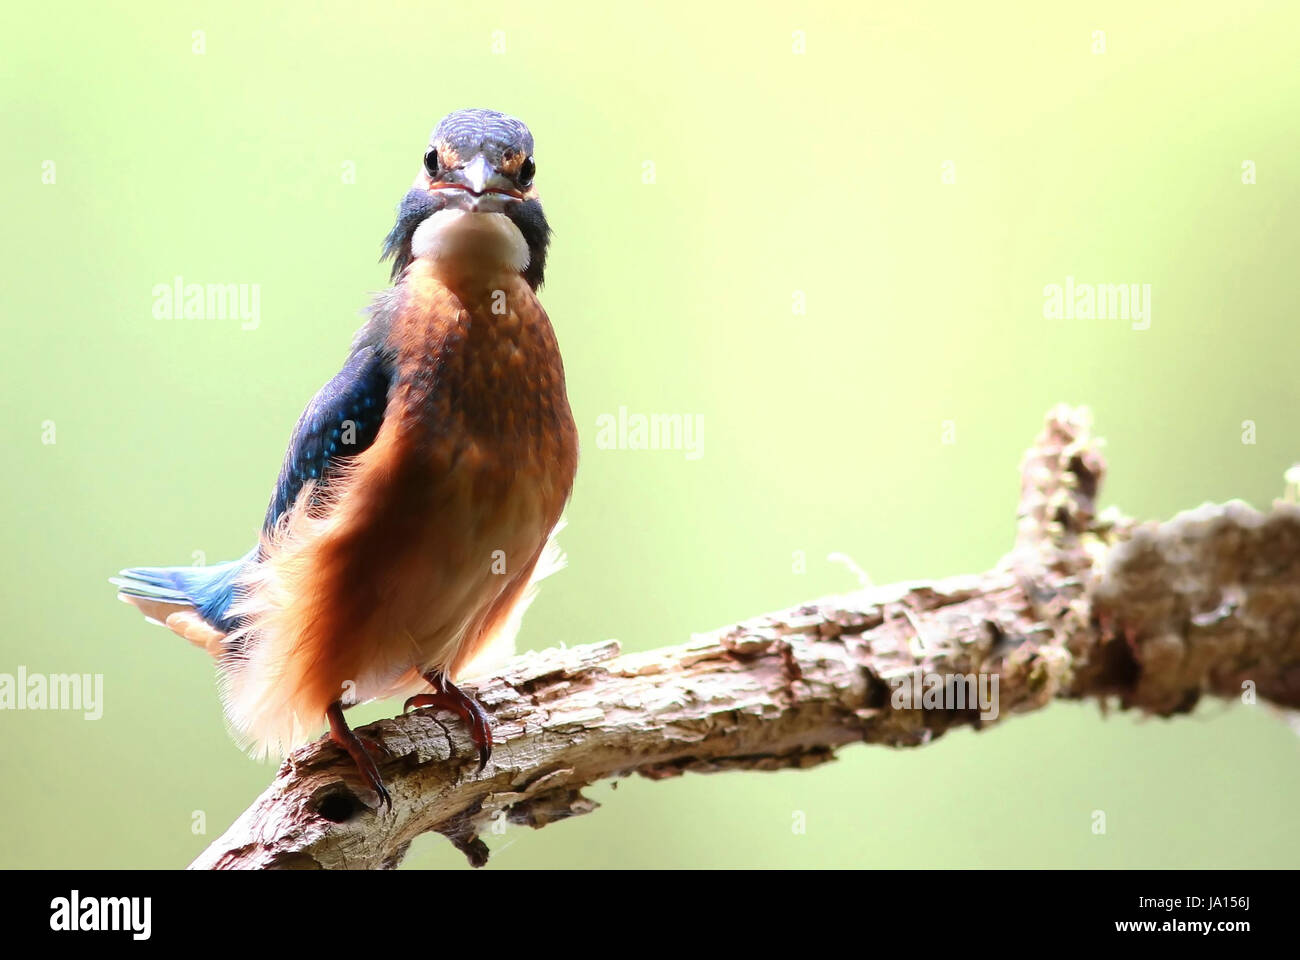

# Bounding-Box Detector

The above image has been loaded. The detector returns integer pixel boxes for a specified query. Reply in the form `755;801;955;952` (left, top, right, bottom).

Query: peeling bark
190;406;1300;870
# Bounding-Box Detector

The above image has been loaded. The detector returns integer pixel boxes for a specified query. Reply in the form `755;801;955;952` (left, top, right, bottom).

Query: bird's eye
519;156;536;186
423;149;440;178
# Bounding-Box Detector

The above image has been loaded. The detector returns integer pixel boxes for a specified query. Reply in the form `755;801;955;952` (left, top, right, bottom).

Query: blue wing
263;341;393;532
115;338;394;632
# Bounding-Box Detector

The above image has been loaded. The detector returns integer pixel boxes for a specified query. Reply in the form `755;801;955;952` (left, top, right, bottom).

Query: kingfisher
113;109;578;810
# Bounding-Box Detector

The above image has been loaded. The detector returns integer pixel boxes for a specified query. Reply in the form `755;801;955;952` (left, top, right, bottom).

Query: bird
113;109;579;810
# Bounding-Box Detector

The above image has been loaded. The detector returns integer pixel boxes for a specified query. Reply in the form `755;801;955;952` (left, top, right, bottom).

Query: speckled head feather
430;108;534;174
382;109;551;289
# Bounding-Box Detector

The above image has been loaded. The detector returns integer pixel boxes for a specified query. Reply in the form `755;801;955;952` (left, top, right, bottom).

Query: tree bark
191;406;1300;869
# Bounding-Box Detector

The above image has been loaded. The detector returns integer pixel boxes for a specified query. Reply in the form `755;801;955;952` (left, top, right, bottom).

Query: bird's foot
404;674;493;771
326;701;392;812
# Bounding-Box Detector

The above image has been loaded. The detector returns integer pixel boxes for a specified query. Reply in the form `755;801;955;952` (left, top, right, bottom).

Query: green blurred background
2;1;1298;869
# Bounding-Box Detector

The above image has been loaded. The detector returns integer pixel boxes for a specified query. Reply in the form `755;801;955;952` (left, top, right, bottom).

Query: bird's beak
461;154;493;194
428;153;523;213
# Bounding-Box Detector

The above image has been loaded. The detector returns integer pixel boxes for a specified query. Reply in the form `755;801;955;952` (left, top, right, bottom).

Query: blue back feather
263;342;392;533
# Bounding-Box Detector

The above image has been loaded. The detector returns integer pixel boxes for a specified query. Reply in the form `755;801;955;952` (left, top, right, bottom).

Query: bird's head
382;109;551;289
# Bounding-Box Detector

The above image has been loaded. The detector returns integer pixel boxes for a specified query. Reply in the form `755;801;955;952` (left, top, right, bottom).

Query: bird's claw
327;702;393;813
353;743;392;813
404;677;493;772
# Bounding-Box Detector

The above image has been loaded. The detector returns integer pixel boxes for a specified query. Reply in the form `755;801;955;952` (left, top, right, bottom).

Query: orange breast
333;258;580;686
221;259;578;757
391;258;579;499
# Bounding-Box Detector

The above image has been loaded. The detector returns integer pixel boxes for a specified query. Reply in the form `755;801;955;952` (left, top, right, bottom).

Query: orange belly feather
220;259;578;757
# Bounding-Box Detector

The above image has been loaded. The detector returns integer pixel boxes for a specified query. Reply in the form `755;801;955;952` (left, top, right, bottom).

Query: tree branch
191;405;1300;869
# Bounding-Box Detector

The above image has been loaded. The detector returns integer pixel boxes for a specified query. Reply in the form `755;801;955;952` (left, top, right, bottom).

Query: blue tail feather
112;548;256;632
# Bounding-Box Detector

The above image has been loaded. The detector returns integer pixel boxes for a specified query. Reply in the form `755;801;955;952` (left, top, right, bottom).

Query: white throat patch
410;210;530;273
